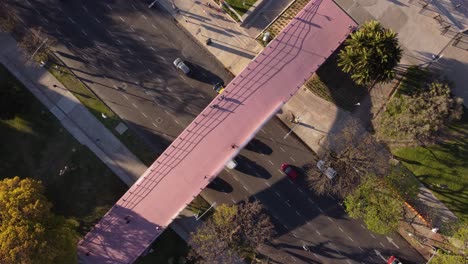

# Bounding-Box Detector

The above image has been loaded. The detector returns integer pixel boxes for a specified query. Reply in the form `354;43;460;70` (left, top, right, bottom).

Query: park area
0;64;190;261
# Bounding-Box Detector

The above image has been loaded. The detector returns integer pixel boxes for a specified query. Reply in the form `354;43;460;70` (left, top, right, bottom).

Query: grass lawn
392;116;468;222
1;63;196;262
47;54;156;166
225;0;257;16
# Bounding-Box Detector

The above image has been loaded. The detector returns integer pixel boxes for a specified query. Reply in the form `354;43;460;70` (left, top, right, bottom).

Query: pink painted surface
78;0;356;263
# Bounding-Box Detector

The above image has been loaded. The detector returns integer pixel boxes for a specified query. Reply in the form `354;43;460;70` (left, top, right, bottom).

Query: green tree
429;250;466;264
189;201;274;263
378;81;464;142
0;176;78;264
344;174;403;234
338;20;402;85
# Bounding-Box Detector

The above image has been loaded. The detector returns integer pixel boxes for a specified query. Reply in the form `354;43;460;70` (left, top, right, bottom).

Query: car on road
173;58;190;75
213;82;225;94
280;163;298;180
387;256;402;264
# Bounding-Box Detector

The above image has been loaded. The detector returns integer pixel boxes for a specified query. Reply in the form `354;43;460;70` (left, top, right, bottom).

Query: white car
173;58;190;75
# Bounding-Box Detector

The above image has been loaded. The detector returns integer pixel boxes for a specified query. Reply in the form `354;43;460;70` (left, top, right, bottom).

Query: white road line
295;210;301;216
152;122;158;128
313;253;319;258
116;39;122;44
289;156;296;162
138;59;143;65
346;260;351;264
370;233;376;239
127;48;133;55
166;87;172;92
231;198;236;203
279;146;286;152
274;191;281;198
292;233;298;238
114;62;120;68
176;96;183;102
232;175;239;181
141;112;148;118
132;103;138;109
150;46;156;51
68;17;76;24
106;4;113;10
358;246;364;252
242;185;248;191
285;201;291;207
130;26;135;32
186;106;192;111
152;24;158;29
175;119;180;125
283;223;290;229
81;30;88;36
142;14;148;20
125;72;130;76
327;216;334;223
147;69;152;74
348;236;354;242
315;230;321;236
82;6;89;13
380;242;385;248
95;17;102;24
119;16;125;22
360;224;366;229
307;198;314;204
122;94;129;100
265;182;271;187
162;34;168;40
139;36;146;42
180;75;186;81
131;4;137;10
199;94;205;99
268;160;274;165
157;55;167;62
338;227;344;232
261;129;266;134
316;206;323;213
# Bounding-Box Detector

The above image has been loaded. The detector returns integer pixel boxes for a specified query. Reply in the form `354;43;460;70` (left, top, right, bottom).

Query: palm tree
338;20;402;86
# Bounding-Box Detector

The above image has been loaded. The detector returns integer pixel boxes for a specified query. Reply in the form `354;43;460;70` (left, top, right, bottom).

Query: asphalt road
9;0;425;263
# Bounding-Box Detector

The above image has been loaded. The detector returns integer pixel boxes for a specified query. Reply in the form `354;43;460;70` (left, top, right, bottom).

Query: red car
387;256;402;264
280;163;298;180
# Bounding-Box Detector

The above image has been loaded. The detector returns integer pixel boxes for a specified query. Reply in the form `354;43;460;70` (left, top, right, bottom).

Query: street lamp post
284;116;301;139
195;202;217;220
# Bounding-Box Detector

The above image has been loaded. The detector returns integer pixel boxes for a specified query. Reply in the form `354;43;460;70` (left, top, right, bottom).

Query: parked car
213;82;225;94
387;256;402;264
173;58;190;75
280;163;298;180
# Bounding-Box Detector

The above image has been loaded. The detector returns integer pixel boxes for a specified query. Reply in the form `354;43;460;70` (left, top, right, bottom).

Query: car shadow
206;177;233;193
235;155;272;179
245;138;273;155
185;61;224;85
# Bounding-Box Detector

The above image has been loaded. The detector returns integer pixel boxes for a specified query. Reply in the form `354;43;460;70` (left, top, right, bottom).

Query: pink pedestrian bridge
78;0;356;262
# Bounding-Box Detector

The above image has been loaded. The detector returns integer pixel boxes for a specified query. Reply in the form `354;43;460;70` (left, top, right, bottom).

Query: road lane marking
142;14;148;20
157;55;167;62
370;233;376;239
132;103;138;109
152;24;158;29
231;198;236;203
380;242;385;248
68;17;77;24
176;96;183;102
81;30;88;36
130;26;135;32
292;233;298;238
338;227;344;232
127;48;133;55
119;16;125;22
152;122;158;128
307;198;314;204
279;146;286;152
265;182;271;187
242;185;248;191
316;206;323;213
180;75;186;81
315;230;321;236
186;106;192;111
162;34;168;40
138;59;143;65
289;156;295;162
132;4;137;10
150;46;156;51
274;191;281;198
116;39;122;44
139;36;146;42
285;201;291;207
358;246;364;252
141;112;148;118
106;4;113;10
295;210;301;216
261;129;266;134
348;236;354;242
122;94;129;100
82;6;89;13
360;224;366;229
175;119;180;125
268;160;274;165
95;17;102;24
346;260;351;264
147;69;152;74
327;216;334;223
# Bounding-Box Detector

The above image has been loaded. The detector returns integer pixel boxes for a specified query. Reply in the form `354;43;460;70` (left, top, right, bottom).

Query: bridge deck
78;0;356;262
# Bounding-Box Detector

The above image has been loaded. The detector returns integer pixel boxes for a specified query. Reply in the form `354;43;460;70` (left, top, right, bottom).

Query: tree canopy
338;20;402;85
344;174;403;234
0;176;78;264
189;201;274;263
378;80;464;142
